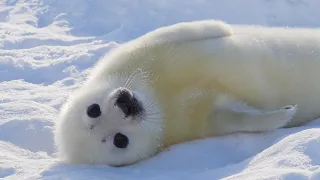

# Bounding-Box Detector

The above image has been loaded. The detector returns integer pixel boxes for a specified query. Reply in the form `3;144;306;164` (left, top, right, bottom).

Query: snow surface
1;0;320;179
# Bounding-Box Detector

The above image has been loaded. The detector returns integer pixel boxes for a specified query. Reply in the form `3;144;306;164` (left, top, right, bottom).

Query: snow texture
0;0;320;179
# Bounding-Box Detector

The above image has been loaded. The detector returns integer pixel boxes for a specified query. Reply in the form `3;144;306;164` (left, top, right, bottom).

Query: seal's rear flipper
212;95;298;135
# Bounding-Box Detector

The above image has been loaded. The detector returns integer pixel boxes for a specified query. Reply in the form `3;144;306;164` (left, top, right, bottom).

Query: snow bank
0;0;319;179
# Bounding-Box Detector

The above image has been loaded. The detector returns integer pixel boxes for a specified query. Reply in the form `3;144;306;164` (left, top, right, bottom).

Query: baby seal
54;20;320;166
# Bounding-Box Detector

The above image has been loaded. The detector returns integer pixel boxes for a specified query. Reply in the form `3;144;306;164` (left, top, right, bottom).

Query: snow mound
0;0;319;179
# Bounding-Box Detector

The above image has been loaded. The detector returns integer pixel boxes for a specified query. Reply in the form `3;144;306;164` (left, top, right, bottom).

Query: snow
0;0;320;179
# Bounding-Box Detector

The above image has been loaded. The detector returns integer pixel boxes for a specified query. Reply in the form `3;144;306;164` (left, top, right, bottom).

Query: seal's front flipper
211;96;298;135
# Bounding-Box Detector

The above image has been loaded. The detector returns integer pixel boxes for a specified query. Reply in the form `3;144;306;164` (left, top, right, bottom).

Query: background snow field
1;0;320;179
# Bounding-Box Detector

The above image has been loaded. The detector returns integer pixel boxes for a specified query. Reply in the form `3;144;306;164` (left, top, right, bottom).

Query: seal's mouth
114;87;144;118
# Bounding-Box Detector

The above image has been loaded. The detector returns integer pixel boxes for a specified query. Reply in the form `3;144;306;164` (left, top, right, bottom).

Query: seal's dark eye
87;103;101;118
113;133;129;149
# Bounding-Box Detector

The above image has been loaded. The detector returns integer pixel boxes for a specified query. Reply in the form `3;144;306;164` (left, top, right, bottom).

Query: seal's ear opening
115;88;144;117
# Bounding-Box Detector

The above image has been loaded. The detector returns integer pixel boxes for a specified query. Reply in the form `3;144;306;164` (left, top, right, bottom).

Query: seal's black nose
113;133;129;149
115;88;143;117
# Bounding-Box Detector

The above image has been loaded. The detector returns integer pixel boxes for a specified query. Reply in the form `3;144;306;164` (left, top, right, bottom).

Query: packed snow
1;0;320;179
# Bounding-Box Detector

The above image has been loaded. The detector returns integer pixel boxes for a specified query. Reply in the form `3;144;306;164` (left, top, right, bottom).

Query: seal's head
54;74;164;166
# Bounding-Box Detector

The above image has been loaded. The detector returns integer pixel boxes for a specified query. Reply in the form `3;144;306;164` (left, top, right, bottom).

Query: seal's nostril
113;133;129;149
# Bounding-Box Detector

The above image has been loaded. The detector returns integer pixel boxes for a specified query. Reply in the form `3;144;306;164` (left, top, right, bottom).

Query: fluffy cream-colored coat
54;20;320;166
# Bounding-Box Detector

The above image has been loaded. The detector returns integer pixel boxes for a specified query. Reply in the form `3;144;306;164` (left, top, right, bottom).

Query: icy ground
1;0;320;179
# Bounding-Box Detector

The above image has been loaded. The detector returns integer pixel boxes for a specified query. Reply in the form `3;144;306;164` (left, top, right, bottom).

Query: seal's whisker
145;98;158;107
139;120;161;139
144;101;160;115
124;69;150;89
145;111;162;116
144;114;162;120
124;68;141;88
143;119;162;124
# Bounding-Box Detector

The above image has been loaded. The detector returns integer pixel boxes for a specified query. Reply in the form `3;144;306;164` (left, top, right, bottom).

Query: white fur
54;20;320;166
55;75;163;166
